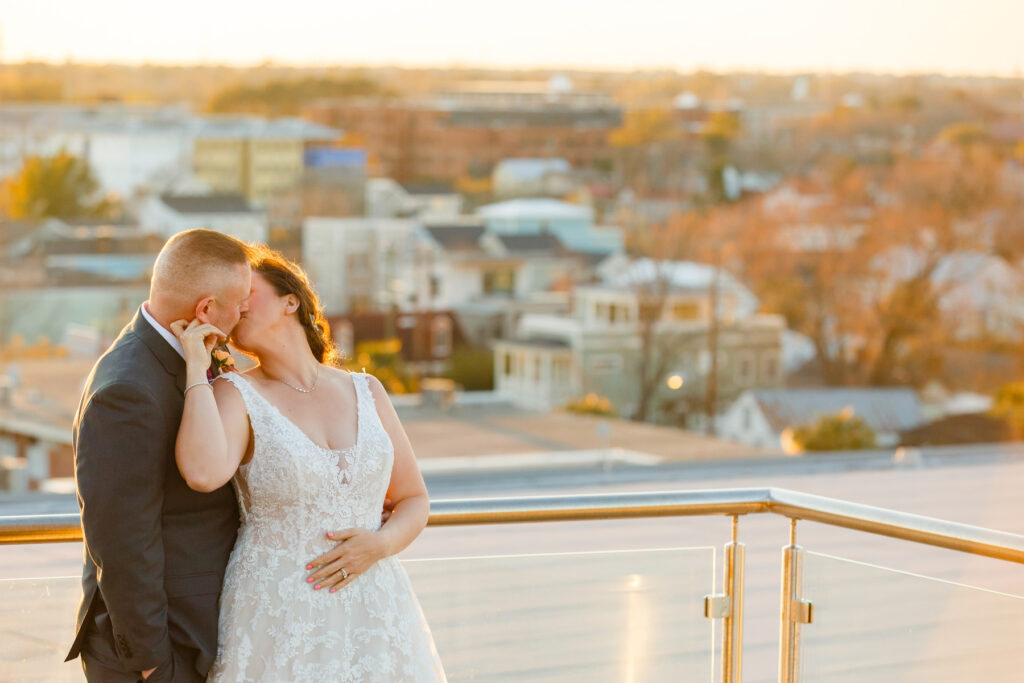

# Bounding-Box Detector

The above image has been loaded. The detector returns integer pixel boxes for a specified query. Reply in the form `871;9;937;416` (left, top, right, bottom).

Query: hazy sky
3;0;1023;76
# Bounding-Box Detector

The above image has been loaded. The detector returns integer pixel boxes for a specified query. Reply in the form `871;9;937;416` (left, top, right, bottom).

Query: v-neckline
235;371;360;454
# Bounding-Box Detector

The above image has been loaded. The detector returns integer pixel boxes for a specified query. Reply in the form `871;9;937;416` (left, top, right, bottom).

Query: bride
171;246;447;682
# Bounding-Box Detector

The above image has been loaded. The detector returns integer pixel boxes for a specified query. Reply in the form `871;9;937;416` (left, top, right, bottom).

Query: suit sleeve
75;381;173;672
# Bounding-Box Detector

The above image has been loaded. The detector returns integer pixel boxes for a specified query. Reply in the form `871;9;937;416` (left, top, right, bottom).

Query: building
192;117;341;205
0;104;196;199
0;359;94;491
932;253;1024;343
493;260;785;423
277;146;369;222
305;79;621;183
492;158;576;199
365;179;463;220
0;219;161;347
327;310;468;375
302;217;424;315
718;388;924;452
302;210;615;328
420;223;608;315
476;198;623;255
139;193;269;244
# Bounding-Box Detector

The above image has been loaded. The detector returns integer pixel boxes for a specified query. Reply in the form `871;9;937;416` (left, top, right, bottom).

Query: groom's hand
381;497;394;524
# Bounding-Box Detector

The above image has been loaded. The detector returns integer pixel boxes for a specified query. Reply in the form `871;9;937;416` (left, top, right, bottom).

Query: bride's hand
305;528;387;593
170;318;227;372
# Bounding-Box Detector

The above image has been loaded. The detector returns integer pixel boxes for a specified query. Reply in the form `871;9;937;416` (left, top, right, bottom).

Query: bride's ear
284;294;300;315
194;296;215;324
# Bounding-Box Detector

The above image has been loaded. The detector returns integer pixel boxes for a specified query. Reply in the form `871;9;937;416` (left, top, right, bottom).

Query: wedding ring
340;568;348;580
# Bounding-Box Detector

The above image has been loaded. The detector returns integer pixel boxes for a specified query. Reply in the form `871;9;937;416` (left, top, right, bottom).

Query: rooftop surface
3;452;1023;680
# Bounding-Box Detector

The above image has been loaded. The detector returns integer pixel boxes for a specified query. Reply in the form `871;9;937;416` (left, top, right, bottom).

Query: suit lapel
128;308;188;394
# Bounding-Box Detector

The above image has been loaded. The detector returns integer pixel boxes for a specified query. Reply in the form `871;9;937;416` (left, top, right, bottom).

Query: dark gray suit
66;309;239;682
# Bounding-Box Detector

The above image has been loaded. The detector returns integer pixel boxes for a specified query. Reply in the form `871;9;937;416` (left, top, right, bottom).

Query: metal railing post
779;519;813;683
722;515;745;683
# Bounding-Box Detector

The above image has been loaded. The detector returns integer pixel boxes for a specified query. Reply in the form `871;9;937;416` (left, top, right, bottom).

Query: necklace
270;364;320;393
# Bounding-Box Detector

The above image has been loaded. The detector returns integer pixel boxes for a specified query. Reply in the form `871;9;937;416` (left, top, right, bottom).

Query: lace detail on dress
208;372;446;683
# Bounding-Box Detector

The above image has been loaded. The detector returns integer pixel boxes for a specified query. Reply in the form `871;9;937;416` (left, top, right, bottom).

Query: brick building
305;83;621;183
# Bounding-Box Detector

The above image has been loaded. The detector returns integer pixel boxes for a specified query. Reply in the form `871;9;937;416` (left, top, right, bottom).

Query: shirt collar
141;302;185;360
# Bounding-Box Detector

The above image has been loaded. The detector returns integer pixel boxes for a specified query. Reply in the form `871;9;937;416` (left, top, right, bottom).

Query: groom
66;229;253;682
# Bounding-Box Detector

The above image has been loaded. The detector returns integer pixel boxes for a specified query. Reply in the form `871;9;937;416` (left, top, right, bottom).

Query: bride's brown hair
248;244;341;366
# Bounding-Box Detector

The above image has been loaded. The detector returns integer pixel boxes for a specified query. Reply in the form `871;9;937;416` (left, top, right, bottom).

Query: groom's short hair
150;229;251;304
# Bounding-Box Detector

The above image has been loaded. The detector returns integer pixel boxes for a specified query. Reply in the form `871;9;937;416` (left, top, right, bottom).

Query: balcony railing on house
3;488;1024;682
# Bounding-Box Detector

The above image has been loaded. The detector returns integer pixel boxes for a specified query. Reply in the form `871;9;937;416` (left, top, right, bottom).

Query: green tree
790;410;878;452
208;77;388;116
0;151;116;220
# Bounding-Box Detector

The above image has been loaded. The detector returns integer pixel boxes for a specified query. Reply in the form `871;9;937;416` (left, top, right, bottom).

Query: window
589;354;623;374
671;302;700;320
483;269;516;294
431;317;453;357
762;351;780;382
735;351;755;386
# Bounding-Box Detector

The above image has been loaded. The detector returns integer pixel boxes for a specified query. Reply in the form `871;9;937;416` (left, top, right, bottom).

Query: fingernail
305;564;312;570
330;587;336;593
327;532;334;538
307;577;314;583
314;584;320;590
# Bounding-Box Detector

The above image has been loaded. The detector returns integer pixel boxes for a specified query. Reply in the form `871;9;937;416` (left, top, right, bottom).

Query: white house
301;217;422;315
139;193;268;244
494;260;787;421
718;388;923;452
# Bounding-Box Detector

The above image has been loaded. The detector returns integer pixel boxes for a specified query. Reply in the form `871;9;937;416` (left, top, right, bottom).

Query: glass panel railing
0;576;81;682
801;551;1024;682
404;547;716;682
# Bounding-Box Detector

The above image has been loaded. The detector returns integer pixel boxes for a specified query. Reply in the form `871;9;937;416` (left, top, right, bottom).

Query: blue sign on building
304;147;367;168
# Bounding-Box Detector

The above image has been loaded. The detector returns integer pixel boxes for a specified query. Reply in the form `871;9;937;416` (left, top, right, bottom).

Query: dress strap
352;372;391;447
216;372;260;413
351;372;371;433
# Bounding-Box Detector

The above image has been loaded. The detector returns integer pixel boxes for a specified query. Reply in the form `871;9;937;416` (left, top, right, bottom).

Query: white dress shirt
140;302;185;360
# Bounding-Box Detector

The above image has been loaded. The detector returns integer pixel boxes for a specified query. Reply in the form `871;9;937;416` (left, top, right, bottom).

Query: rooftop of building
195;116;341;140
746;387;924;434
159;193;260;214
423;224;486;252
477;198;594;221
393;395;769;461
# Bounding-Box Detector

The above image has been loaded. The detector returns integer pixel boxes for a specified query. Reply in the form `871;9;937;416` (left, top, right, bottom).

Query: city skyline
3;0;1024;77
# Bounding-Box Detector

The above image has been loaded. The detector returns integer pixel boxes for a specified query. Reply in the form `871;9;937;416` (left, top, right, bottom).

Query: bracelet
184;381;212;397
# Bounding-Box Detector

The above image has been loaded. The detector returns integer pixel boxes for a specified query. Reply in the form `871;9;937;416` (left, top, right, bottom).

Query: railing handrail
2;487;1023;563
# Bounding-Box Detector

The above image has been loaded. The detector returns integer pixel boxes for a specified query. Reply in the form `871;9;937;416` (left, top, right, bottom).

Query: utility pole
705;245;721;435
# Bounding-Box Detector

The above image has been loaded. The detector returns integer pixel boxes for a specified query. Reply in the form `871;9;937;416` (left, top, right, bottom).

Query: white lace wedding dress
207;371;446;682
